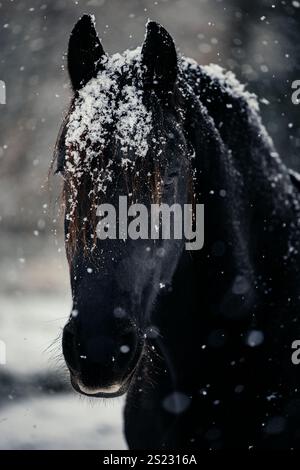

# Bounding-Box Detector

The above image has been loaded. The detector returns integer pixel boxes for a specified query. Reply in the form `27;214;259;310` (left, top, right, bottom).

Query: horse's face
57;16;192;397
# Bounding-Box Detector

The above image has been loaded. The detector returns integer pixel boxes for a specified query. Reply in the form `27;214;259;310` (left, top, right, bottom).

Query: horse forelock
60;48;152;253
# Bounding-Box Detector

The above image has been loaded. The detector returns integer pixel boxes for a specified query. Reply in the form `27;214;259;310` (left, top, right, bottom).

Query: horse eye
164;173;178;186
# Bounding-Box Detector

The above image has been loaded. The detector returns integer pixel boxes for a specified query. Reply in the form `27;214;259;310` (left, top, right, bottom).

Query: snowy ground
0;238;126;450
0;392;126;450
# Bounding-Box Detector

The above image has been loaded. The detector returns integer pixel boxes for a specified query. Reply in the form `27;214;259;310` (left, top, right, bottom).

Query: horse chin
70;375;130;398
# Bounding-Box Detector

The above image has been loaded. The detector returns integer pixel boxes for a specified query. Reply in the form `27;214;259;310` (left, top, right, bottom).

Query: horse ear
141;21;178;98
68;15;106;91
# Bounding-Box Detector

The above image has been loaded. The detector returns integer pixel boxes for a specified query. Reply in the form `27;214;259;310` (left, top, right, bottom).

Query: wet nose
62;317;140;390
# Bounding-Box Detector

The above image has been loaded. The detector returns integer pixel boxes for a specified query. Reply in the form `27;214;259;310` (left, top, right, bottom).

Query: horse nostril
115;328;142;374
62;321;78;371
118;330;138;357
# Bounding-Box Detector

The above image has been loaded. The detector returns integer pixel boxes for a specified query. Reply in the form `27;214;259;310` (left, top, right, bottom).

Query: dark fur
56;16;300;449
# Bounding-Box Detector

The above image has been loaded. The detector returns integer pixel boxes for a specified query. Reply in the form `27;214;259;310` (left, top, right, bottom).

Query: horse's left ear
141;21;178;98
68;14;106;91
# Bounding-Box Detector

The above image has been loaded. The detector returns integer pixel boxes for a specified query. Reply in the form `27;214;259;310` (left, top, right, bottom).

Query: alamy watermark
96;196;204;250
0;80;6;104
291;340;300;365
288;83;300;364
291;80;300;105
0;340;6;365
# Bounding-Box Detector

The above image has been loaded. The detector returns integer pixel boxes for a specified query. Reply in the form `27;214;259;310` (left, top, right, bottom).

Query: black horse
54;15;300;449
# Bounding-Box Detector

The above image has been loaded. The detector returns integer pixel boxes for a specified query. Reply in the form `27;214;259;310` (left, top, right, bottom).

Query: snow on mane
181;57;260;113
181;57;281;163
202;63;260;113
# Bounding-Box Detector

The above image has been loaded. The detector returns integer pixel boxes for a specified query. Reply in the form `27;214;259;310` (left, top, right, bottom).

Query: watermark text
96;196;204;251
0;80;6;104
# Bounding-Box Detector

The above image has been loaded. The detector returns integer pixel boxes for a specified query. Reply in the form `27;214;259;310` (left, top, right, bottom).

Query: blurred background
0;0;299;450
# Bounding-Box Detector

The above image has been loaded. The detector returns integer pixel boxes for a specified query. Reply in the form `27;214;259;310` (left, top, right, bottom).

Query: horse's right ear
141;21;178;99
68;15;106;91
